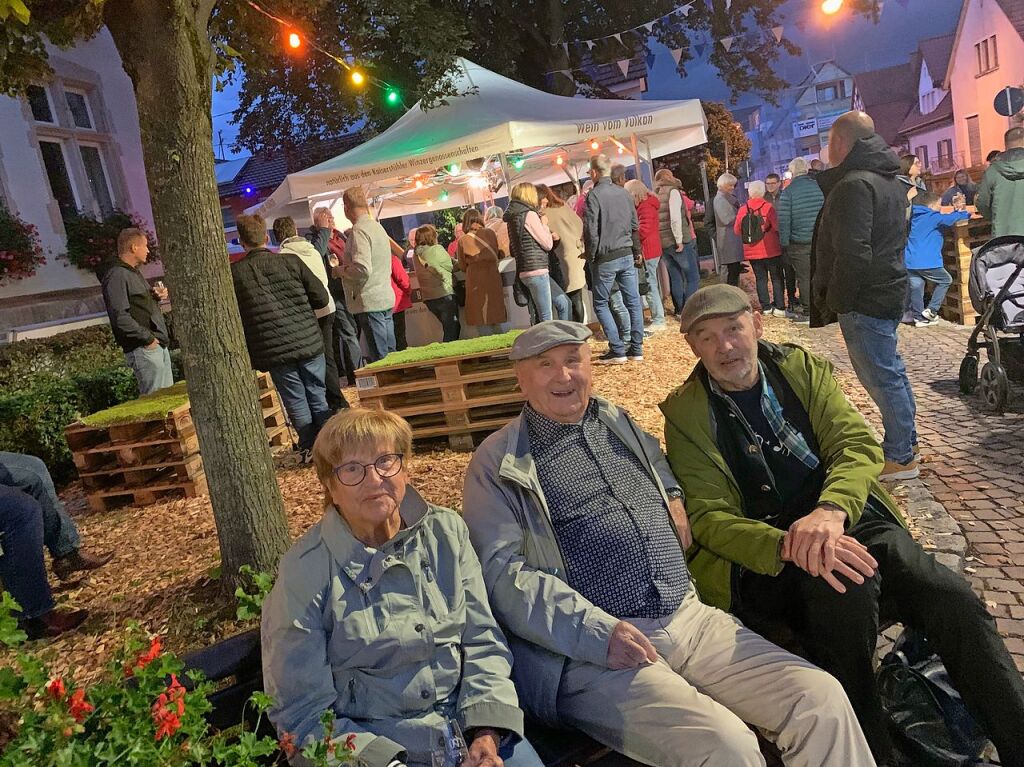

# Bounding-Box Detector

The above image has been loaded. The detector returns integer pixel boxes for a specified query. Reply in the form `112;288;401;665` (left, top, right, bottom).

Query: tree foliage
657;101;751;201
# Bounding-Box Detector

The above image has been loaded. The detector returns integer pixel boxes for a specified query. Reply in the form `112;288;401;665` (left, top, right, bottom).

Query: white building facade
0;29;156;337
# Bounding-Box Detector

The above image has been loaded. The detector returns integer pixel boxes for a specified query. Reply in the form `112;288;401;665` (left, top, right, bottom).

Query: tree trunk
105;0;290;585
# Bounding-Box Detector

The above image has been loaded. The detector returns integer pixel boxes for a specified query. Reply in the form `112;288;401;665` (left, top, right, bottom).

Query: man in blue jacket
777;158;823;320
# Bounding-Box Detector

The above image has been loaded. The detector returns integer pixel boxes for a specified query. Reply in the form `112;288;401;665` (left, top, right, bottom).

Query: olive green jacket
261;488;524;767
659;341;905;612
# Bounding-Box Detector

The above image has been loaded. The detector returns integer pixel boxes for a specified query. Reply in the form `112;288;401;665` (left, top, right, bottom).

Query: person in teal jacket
902;190;969;325
661;284;1024;766
977;127;1024;237
262;409;540;767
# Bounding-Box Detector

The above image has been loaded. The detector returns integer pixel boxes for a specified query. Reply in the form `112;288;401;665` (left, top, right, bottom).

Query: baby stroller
958;235;1024;412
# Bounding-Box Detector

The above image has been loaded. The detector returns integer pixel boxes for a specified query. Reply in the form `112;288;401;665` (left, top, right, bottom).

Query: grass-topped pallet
64;372;291;511
355;332;526;451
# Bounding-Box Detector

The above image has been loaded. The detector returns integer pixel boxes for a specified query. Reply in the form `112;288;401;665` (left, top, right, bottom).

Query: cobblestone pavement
782;317;1024;674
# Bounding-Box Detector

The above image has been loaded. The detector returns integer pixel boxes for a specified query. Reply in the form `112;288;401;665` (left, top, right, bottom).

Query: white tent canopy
252;58;707;220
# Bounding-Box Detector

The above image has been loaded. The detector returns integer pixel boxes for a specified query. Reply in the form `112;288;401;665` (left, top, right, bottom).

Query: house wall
0;29;157;334
906;121;960;171
949;0;1024;169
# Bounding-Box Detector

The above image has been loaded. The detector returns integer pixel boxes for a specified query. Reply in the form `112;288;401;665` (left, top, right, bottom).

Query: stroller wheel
979;362;1009;413
959;355;979;394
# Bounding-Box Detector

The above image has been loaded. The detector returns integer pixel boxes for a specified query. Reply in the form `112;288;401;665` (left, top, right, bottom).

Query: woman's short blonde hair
312;408;413;488
717;173;738;190
510;182;539;209
747;180;766;199
624;179;652;207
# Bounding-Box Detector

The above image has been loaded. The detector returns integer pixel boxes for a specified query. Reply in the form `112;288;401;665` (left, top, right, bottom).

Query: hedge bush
0;326;140;482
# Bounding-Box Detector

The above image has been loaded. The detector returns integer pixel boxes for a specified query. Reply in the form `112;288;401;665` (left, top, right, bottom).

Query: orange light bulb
555;156;564;166
590;139;600;151
287;32;301;49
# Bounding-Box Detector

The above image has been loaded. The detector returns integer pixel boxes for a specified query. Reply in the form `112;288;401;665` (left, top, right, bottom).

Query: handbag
877;628;993;767
635;259;650;297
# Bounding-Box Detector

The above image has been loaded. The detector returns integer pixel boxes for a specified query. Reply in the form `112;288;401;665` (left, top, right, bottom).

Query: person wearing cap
661;284;1024;766
463;320;871;767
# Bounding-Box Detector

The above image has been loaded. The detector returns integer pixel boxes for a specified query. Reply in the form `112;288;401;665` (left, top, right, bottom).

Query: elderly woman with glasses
261;408;542;767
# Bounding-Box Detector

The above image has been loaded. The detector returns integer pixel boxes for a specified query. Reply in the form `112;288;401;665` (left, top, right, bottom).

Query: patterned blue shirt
525;400;690;619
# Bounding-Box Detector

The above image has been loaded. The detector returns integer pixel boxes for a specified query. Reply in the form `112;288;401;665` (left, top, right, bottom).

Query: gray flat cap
679;284;752;334
509;320;593;360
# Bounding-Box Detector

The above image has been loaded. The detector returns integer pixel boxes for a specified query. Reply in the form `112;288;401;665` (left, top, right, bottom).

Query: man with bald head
812;111;918;481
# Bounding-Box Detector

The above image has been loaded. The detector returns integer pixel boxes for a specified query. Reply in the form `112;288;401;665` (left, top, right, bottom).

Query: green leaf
248;690;273;713
0;667;26;699
0;593;27;646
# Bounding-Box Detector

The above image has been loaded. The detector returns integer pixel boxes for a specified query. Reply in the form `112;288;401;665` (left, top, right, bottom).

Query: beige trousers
556;590;875;767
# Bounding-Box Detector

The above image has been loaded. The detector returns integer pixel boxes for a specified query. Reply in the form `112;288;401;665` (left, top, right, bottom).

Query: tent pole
700;158;720;274
641;137;656;185
630;133;641;183
498;153;512;201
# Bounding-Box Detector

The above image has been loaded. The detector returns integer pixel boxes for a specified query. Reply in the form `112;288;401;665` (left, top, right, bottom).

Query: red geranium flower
68;689;94;723
124;636;163;678
151;674;186;740
344;733;357;752
46;677;66;700
279;732;298;758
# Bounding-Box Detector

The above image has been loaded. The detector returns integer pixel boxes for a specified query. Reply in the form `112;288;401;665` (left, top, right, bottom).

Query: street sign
993;86;1024;118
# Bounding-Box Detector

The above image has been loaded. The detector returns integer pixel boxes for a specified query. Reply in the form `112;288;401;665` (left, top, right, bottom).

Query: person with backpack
734;181;785;315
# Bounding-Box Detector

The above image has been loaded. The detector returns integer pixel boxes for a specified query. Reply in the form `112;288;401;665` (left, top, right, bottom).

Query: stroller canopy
968;235;1024;328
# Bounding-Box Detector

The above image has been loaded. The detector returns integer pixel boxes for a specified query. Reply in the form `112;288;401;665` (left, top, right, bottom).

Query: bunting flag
720;36;735;51
586;40;596;50
725;0;732;10
645;51;657;70
550;2;696;50
561;42;570;56
704;0;714;11
612;33;623;45
771;25;784;42
679;3;694;17
644;22;656;32
617;59;631;77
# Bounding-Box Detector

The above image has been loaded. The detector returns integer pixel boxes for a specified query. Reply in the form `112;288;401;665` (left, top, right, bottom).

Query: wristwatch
665;487;684;501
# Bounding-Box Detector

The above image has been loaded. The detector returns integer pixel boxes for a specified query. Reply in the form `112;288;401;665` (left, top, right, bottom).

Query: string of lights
239;0;404;107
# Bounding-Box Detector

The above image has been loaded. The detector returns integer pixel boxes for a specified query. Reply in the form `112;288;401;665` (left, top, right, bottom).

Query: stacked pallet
355;347;525;451
941;216;992;325
65;372;291;511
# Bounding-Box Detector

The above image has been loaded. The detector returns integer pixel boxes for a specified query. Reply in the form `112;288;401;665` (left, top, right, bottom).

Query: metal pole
700;158;720;274
630;133;642;183
497;153;512;201
641;137;655;186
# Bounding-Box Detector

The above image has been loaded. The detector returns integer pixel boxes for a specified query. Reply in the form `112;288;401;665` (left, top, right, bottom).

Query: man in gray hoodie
977;127;1024;237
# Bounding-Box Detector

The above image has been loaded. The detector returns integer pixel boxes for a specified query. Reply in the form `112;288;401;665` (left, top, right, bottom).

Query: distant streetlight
821;0;843;14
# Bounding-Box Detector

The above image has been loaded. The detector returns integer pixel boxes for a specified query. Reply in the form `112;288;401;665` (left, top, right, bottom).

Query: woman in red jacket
391;252;413;351
734;180;785;315
625;179;666;330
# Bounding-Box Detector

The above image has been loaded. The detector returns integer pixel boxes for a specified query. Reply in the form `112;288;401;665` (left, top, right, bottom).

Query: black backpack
740;202;767;245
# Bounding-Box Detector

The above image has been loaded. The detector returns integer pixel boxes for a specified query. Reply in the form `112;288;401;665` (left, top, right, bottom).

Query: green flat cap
509;320;593;360
679;284;752;334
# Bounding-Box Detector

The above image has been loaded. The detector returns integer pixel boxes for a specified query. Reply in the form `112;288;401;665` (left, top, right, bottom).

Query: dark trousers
751;256;786;310
317;314;348;411
566;289;586;324
393;310;408;351
737;517;1024;766
725;262;744;286
424;295;461;342
0;486;55;619
784;242;812;309
332;297;362;384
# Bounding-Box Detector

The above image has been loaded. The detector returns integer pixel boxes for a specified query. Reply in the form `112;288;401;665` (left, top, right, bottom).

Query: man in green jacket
977;126;1024;237
464;320;872;767
661;284;1024;767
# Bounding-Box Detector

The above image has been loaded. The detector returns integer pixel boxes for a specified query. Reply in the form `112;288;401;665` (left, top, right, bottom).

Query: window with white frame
976;35;998;76
38;139;79;222
64;88;96;130
25;84;55;123
915;145;929;168
937;139;953;162
79;144;114;216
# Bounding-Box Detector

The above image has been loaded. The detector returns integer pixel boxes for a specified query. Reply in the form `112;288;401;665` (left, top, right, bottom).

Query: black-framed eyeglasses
333;453;404;486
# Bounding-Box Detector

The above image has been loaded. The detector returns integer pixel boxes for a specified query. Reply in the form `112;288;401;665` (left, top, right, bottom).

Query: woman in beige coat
537;184;586;323
457;209;508;335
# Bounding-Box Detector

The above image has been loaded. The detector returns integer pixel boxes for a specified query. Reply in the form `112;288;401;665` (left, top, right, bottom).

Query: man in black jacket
231;214;331;456
101;228;172;394
812;111;918;482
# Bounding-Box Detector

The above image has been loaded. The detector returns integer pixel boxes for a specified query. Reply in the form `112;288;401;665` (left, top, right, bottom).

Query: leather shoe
52;549;113;581
19;608;89;640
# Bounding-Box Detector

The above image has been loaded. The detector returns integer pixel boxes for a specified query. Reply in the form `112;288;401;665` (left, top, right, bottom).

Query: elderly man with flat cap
661;284;1024;767
463;320;871;767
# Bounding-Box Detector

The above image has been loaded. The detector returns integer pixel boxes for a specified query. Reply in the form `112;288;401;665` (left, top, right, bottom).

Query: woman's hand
466;729;503;767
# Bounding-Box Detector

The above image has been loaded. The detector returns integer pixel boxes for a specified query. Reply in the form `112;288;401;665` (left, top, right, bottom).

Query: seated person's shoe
19;608;89;640
879;458;920;481
52;548;113;581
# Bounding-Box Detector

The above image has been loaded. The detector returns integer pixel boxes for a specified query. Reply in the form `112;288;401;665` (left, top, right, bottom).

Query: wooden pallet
354;347;525;450
941;217;991;326
66;372;291;509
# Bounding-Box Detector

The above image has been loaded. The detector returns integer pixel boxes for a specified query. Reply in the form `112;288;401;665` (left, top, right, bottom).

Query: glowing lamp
448;163;460;175
555;156;564;166
426;199;434;207
821;0;842;14
512;157;525;170
287;32;301;49
386;89;400;105
590;139;600;151
244;186;253;194
415;179;424;189
439;190;450;202
351;70;366;86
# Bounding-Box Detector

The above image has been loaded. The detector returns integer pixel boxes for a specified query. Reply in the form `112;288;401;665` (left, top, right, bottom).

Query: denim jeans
499;737;545;767
907;267;952;319
333;298;363;382
838;312;917;464
269;354;331;451
476;323;510;336
0;451;79;558
0;486;54;619
751;256;786;311
593;255;645;356
663;242;701;313
125;343;173;395
642;257;666;325
424;295;462;342
356;309;396;363
521;273;572;324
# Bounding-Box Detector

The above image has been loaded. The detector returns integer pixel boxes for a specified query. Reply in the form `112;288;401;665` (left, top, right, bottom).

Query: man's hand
466;729;503;767
314;209;334;229
668;496;692;549
152;286;169;302
607;621;658;670
675;243;684;253
818;536;878;594
782;506;847;576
